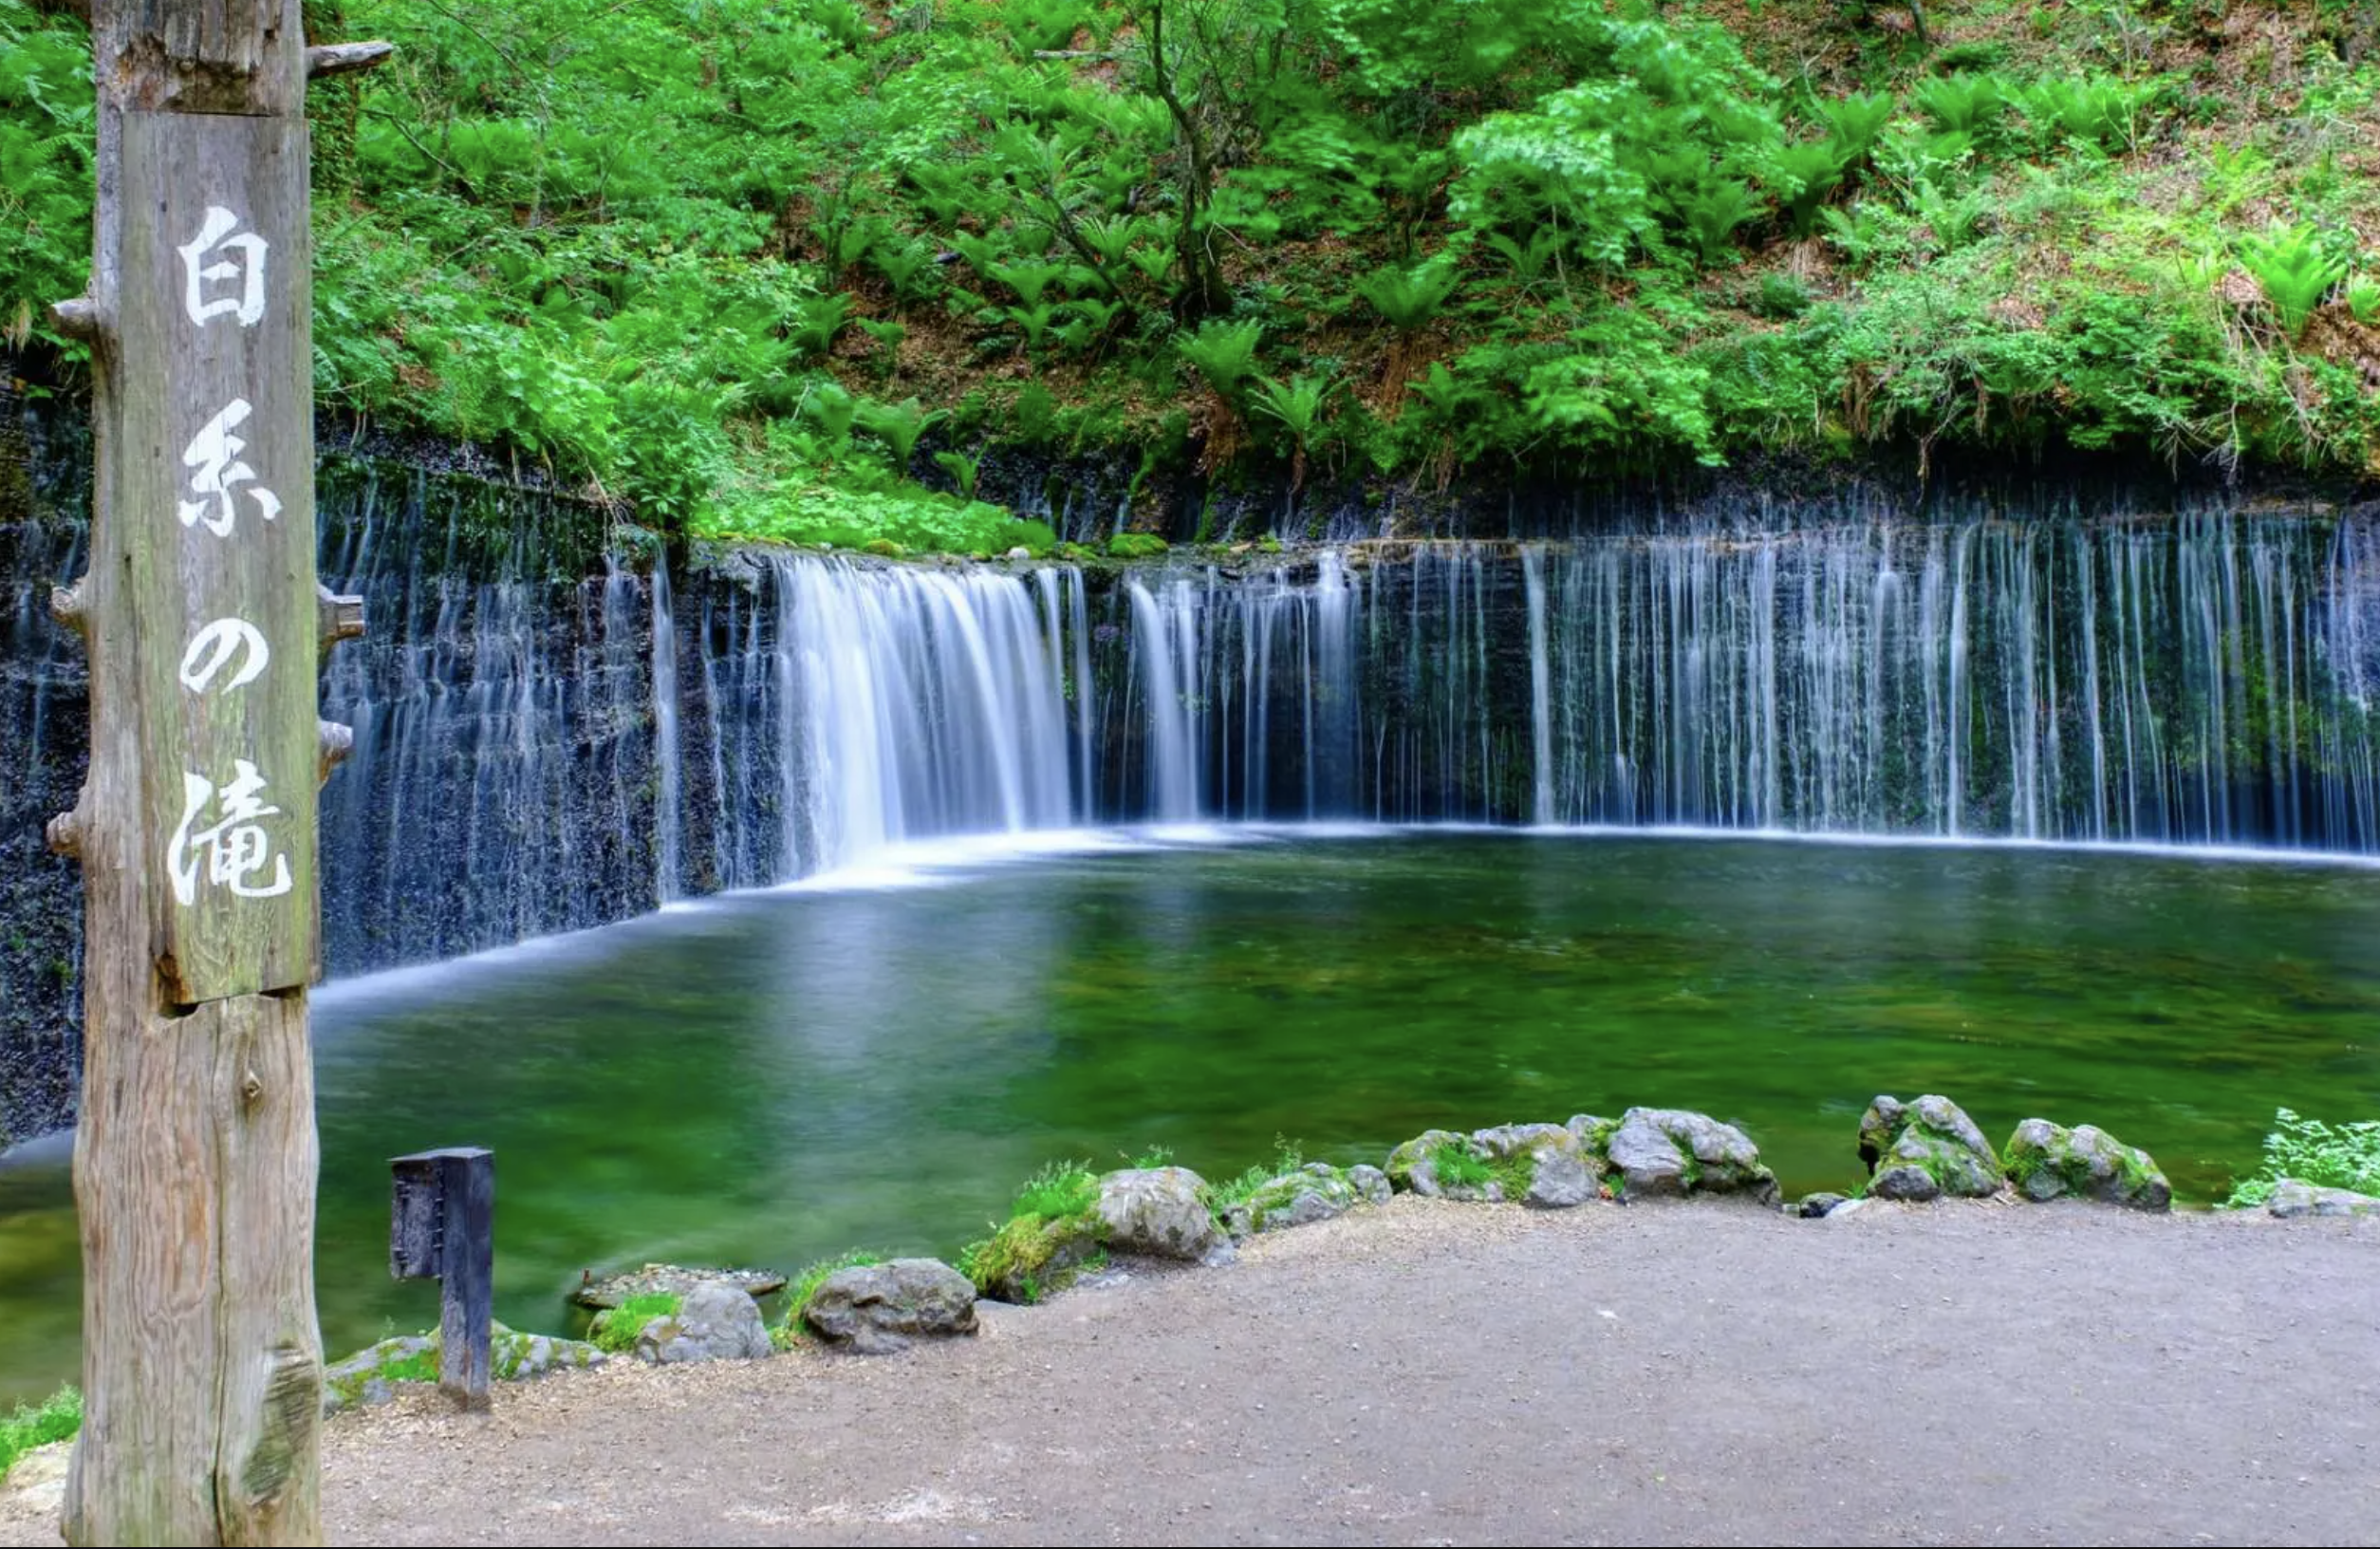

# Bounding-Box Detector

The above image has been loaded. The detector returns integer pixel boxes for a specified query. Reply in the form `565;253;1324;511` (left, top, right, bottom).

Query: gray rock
804;1259;978;1354
2268;1179;2380;1219
1096;1166;1218;1260
636;1280;773;1364
1347;1164;1392;1205
1524;1147;1596;1208
1861;1094;2002;1200
1605;1108;1780;1204
572;1261;787;1310
2003;1118;2171;1211
1798;1191;1849;1219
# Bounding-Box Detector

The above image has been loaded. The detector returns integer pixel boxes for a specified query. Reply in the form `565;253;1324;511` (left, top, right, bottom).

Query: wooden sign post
45;5;385;1543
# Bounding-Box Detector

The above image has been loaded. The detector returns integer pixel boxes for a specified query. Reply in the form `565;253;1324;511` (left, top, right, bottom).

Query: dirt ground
5;1197;2376;1547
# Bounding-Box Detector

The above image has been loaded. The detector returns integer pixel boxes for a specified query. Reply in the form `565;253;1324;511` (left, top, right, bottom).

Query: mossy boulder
1386;1122;1609;1207
1602;1108;1779;1204
1471;1122;1600;1208
1860;1094;2003;1202
2002;1119;2171;1211
635;1280;775;1364
1385;1129;1480;1199
967;1210;1105;1305
1227;1163;1362;1237
1106;532;1169;559
323;1323;604;1414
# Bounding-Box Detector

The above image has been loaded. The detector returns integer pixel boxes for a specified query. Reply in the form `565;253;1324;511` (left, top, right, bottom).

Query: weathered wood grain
55;3;356;1543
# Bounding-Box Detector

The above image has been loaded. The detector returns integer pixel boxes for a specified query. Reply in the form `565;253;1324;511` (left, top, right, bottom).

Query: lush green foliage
2222;1109;2380;1209
5;0;2376;546
0;1385;79;1478
587;1291;680;1353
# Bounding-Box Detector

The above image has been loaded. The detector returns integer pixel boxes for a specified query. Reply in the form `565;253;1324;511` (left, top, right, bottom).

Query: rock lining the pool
307;1093;2248;1400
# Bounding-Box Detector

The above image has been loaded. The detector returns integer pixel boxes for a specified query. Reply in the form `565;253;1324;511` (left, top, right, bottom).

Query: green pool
2;829;2374;1406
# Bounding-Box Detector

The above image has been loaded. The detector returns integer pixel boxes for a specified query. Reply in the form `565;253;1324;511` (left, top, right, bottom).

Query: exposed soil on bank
5;1197;2375;1547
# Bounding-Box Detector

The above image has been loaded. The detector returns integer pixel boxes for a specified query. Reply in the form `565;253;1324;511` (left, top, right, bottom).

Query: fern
1775;140;1850;237
1681;178;1763;266
990;259;1070;308
1178;318;1265;398
854;396;942;469
2237;223;2346;338
1914;73;2009;137
789;292;853;358
1249;372;1336;489
932;449;981;501
1815;90;1895;163
1356;256;1459;332
2018;75;2147;151
2347;276;2380;327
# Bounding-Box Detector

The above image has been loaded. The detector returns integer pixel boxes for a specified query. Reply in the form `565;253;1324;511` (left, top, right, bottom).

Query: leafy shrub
0;1386;80;1478
2222;1109;2380;1209
1011;1160;1100;1222
2348;277;2380;327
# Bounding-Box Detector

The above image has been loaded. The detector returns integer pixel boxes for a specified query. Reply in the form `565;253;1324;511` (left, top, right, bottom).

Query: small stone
804;1259;977;1353
1798;1191;1849;1219
1347;1165;1391;1205
2268;1179;2380;1219
1524;1147;1595;1208
1005;546;1032;561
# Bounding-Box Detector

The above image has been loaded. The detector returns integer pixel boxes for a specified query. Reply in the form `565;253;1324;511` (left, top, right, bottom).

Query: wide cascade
1099;511;2378;849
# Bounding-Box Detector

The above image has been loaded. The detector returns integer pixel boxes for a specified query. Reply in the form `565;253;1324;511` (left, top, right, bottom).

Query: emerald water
2;828;2375;1406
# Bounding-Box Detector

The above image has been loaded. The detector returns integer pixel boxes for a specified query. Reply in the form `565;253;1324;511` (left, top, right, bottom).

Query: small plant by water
0;1386;80;1478
775;1249;887;1348
589;1292;681;1354
1204;1137;1308;1218
2221;1109;2380;1208
1426;1139;1496;1193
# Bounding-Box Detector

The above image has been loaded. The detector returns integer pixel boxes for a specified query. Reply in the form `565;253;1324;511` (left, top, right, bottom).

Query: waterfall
700;555;1081;877
651;559;683;902
315;464;656;975
1524;547;1553;826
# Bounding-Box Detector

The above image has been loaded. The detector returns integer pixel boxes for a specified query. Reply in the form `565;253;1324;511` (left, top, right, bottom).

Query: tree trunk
47;4;374;1542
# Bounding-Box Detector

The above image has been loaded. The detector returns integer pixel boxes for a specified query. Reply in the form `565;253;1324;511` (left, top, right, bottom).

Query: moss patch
589;1292;681;1354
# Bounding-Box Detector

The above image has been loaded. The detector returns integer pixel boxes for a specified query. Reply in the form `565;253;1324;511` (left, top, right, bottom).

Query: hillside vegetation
4;0;2376;552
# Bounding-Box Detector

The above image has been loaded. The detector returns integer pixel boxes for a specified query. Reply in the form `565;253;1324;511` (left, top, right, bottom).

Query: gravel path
5;1198;2376;1546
